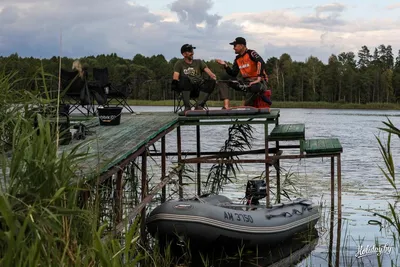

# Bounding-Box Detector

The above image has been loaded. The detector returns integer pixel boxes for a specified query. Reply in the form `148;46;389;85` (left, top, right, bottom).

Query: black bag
80;83;91;106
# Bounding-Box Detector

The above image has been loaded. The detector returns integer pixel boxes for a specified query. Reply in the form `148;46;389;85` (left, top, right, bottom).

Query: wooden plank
269;123;305;140
58;112;179;176
302;138;342;154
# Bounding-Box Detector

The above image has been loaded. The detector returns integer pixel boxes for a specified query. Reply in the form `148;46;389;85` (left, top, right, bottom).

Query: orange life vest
235;50;263;79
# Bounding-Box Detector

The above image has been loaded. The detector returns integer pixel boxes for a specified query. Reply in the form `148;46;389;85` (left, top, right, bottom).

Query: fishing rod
216;79;272;105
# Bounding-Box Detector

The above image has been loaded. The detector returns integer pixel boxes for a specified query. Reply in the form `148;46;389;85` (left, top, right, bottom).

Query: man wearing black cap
216;37;269;109
171;44;217;112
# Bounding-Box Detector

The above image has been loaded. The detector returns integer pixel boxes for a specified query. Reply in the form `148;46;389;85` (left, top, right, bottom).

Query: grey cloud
169;0;222;28
1;0;387;64
300;15;345;27
0;6;19;25
0;0;240;60
238;3;347;31
0;0;234;60
238;2;396;34
0;1;163;58
304;3;346;27
315;3;346;15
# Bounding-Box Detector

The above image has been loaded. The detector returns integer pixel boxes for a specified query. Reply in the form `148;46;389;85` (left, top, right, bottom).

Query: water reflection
173;229;319;267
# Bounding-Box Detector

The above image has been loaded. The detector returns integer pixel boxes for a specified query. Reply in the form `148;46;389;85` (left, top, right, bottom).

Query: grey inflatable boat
146;180;320;247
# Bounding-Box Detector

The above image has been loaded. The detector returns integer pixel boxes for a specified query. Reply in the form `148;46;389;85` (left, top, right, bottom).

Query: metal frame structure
84;109;342;261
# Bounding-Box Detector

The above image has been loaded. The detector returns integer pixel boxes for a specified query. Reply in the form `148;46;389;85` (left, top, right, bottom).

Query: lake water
127;106;400;266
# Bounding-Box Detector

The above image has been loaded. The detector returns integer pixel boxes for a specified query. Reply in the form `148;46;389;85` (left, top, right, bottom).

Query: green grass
119;99;400;110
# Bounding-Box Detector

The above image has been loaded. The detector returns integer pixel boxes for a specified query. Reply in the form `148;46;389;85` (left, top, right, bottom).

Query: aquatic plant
367;118;400;266
0;69;151;266
204;121;254;194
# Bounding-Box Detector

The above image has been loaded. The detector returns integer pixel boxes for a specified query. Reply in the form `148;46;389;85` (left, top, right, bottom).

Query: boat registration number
224;211;253;223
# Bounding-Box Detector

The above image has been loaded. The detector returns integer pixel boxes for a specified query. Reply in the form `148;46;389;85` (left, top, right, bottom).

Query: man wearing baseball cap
216;37;269;109
171;44;217;113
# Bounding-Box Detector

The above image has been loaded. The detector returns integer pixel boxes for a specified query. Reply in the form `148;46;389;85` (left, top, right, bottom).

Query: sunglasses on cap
181;44;196;53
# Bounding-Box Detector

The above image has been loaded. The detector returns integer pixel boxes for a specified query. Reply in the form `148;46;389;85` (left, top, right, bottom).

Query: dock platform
59;108;343;246
59;112;179;180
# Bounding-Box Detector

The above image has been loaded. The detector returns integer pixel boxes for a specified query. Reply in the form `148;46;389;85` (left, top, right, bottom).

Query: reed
204;122;254;194
0;69;156;266
367;118;400;266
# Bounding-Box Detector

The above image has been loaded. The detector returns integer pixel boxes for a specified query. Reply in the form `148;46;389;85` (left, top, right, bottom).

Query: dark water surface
132;106;400;266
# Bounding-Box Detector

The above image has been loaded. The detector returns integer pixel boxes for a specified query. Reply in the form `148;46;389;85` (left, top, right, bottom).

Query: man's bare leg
224;99;230;109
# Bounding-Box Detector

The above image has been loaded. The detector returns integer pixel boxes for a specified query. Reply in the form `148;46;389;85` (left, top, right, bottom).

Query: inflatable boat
146;180;320;247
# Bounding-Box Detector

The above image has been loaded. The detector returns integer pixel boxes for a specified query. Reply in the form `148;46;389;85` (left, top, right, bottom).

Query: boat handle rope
292;208;303;215
266;206;312;219
266;212;293;219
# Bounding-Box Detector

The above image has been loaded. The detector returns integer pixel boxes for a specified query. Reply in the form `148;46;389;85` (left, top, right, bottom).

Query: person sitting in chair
72;60;87;79
216;37;270;109
171;44;217;112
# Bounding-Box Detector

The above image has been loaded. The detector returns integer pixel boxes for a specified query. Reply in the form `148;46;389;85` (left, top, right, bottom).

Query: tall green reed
0;69;151;266
367;118;400;266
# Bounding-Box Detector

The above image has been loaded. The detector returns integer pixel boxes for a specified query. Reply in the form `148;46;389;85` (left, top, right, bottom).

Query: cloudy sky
0;0;399;63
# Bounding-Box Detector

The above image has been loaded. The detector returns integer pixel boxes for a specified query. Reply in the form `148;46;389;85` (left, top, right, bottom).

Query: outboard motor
245;180;267;205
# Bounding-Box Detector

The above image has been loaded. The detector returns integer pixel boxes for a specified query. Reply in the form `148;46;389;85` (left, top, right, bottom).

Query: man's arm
173;60;182;80
171;61;181;91
224;60;240;77
200;60;216;80
173;72;180;80
203;67;216;80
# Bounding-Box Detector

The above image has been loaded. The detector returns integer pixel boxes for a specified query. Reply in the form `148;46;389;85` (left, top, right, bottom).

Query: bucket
254;90;272;108
97;107;122;126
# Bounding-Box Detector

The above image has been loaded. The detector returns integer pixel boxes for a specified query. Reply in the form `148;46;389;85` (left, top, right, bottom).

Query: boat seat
301;138;343;155
268;124;305;141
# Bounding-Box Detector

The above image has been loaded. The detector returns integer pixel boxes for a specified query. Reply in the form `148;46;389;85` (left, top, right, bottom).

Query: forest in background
1;44;400;104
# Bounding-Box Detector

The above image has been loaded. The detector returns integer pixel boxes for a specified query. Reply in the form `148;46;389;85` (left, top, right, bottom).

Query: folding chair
172;75;215;113
93;67;134;113
173;88;207;113
60;69;94;116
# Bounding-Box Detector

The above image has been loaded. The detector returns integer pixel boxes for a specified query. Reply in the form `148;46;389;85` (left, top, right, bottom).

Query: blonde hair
72;60;85;78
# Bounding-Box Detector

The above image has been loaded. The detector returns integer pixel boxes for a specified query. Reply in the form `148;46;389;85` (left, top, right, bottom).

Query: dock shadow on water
156;229;319;267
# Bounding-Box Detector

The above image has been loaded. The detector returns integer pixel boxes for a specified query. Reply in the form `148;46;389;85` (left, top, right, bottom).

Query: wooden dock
59;108;343;246
59;112;179;180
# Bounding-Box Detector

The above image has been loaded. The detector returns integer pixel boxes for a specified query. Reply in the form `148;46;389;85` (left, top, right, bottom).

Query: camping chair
60;69;94;116
92;67;134;113
173;88;207;113
172;79;210;113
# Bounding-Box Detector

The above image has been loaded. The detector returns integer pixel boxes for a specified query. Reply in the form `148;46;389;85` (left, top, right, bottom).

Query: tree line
1;44;400;103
